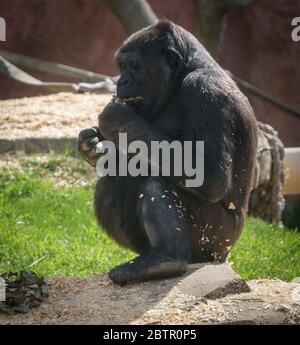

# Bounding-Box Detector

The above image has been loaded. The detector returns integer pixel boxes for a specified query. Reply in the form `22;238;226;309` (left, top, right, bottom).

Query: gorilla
78;20;258;286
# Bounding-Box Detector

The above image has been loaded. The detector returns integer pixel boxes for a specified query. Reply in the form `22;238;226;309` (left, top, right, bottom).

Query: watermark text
95;133;204;188
0;17;6;42
291;17;300;42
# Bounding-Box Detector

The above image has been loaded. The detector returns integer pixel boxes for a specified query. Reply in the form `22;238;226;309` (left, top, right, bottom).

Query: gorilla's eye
129;60;140;70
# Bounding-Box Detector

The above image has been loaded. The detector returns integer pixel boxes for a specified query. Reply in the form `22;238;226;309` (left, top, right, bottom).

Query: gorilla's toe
108;267;129;286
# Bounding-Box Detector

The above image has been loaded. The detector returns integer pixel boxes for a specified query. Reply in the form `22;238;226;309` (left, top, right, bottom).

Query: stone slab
178;262;250;299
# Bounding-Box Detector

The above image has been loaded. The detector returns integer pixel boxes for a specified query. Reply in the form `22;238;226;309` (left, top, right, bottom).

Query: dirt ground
0;92;111;140
0;272;299;325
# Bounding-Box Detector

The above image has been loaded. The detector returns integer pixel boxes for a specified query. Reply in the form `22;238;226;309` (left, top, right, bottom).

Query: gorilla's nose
117;74;133;88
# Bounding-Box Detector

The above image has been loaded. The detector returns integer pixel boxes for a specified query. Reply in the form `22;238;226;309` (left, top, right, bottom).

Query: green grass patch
0;173;135;277
229;218;300;281
0;170;299;281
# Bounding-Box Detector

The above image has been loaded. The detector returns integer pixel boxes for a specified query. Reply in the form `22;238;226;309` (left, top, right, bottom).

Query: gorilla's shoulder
181;67;231;97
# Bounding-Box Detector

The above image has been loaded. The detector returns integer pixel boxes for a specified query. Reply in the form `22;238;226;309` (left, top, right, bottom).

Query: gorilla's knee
141;177;167;199
139;178;165;225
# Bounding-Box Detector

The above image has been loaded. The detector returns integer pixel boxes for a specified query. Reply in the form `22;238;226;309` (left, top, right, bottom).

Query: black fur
78;20;258;285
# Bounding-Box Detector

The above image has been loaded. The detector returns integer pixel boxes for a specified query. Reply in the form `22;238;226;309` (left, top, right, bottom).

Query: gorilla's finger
85;149;99;161
90;137;100;145
80;141;90;153
78;127;98;144
92;126;100;134
87;148;101;166
80;137;99;152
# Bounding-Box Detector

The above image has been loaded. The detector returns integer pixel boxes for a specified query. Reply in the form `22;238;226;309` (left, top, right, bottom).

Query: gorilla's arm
98;102;165;144
98;102;184;175
180;69;236;202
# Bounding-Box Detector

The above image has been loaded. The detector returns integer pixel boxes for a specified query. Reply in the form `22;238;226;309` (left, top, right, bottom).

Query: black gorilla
78;20;258;285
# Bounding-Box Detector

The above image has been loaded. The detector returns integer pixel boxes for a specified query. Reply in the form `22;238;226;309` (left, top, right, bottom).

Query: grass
229;217;300;281
0;156;299;281
0;174;135;278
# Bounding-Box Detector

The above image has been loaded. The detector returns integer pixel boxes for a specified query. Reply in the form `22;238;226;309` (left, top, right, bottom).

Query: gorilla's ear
162;48;182;67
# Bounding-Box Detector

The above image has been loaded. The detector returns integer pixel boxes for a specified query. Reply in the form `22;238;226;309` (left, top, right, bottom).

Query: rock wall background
0;0;299;146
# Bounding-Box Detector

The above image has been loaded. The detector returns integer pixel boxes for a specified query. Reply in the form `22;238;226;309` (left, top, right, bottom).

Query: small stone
277;304;290;312
228;202;236;210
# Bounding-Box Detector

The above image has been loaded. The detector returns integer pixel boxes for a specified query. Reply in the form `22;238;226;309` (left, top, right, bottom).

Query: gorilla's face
115;48;178;119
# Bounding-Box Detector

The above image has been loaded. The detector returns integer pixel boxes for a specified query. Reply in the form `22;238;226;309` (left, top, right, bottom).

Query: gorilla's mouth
121;96;144;108
116;95;144;108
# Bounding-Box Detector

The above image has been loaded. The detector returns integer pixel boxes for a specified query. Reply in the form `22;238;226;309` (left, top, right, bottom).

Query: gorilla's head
114;20;205;118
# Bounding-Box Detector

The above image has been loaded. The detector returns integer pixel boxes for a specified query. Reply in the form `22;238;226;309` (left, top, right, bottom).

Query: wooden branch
227;71;300;119
0;49;117;83
0;56;71;91
0;56;116;94
107;0;157;34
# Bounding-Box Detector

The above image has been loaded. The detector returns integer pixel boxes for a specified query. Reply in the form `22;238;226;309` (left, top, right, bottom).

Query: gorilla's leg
187;201;244;263
95;176;150;254
108;177;190;285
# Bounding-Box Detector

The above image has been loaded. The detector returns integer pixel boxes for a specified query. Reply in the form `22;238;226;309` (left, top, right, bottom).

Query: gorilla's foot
108;253;188;286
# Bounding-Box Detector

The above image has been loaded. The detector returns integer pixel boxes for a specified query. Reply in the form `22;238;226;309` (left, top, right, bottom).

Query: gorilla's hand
99;102;132;130
78;126;103;167
98;102;141;143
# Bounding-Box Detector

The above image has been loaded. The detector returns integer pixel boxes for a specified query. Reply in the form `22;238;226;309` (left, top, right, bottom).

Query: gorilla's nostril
118;74;133;88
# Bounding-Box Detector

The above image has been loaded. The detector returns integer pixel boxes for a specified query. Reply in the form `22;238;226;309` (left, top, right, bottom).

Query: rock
178;262;250;299
0;272;298;325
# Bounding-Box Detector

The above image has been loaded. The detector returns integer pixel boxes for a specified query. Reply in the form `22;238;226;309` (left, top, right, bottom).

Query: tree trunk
106;0;157;35
194;0;252;57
